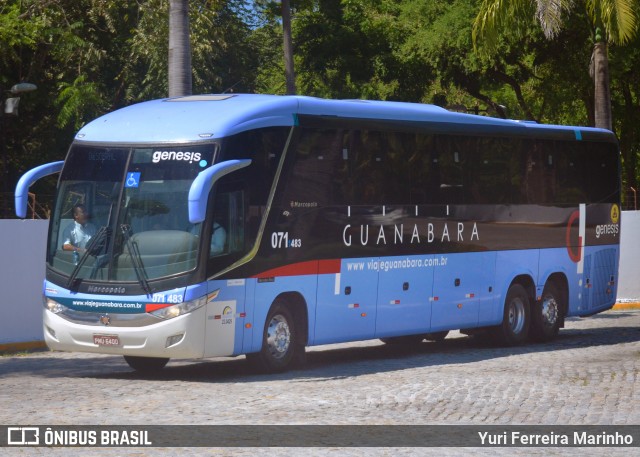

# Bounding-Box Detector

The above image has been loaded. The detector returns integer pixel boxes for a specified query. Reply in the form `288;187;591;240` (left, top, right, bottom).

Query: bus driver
62;204;97;254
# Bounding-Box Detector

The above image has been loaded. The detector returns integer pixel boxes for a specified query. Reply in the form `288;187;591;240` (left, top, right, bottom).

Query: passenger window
436;136;468;204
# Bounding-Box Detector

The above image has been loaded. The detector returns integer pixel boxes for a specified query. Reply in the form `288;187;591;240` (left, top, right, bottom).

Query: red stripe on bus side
252;259;342;279
319;259;342;274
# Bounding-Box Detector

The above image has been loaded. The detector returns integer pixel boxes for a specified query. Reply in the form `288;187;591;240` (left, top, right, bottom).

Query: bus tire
530;282;562;342
123;355;169;372
248;302;303;373
494;283;530;345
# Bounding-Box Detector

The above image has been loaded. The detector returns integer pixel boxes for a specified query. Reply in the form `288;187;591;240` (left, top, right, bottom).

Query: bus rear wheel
493;283;530;345
530;282;562;342
247;303;304;373
124;355;169;372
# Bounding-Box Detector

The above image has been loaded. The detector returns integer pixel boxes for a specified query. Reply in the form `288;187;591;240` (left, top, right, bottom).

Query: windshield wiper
120;224;152;295
66;226;109;289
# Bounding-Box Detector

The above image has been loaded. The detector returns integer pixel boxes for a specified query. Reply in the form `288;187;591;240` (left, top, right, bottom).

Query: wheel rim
508;297;526;335
266;314;291;360
541;296;559;327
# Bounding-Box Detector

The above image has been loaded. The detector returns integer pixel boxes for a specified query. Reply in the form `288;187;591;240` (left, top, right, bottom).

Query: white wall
0;219;48;344
1;213;639;345
617;211;640;302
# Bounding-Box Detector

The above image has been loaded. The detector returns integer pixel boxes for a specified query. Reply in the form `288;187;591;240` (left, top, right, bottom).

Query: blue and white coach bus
15;94;621;372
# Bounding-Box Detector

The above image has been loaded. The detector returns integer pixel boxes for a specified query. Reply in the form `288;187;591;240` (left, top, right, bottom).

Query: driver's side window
209;189;244;259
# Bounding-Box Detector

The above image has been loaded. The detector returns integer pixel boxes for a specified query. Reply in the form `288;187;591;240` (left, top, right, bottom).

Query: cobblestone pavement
1;309;639;457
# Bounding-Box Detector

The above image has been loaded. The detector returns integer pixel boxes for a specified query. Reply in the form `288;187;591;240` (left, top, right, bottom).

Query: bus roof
74;94;615;144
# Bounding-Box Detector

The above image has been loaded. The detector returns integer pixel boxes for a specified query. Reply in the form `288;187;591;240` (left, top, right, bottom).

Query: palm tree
473;0;638;130
168;0;192;97
282;0;296;95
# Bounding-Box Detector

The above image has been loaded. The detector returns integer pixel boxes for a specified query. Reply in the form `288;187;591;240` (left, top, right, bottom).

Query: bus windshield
48;143;217;284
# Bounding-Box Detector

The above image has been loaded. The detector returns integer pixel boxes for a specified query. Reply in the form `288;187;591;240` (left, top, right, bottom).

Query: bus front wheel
248;303;304;373
494;283;530;345
124;355;169;372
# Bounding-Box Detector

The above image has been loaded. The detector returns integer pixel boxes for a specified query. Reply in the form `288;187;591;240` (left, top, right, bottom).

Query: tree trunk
168;0;192;97
282;0;296;95
592;41;611;131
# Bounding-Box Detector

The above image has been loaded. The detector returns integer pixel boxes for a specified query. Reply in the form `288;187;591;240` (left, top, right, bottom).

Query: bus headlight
44;297;68;314
150;296;207;320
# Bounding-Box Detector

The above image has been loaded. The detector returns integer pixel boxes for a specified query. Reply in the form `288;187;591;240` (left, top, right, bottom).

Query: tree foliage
2;0;640;215
471;0;640;190
0;0;258;213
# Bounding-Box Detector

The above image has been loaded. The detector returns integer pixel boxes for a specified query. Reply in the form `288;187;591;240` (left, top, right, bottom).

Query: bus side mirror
188;159;251;224
15;161;64;218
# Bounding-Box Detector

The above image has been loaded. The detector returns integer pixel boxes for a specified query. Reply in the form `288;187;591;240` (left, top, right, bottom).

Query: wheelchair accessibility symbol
125;172;141;188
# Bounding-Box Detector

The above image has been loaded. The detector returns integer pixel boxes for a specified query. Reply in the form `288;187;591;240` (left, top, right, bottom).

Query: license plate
93;334;120;346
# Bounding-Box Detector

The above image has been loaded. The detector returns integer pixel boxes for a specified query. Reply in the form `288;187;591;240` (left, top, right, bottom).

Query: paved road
1;309;639;456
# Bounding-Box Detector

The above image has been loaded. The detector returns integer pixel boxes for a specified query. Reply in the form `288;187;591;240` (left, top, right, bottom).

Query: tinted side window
583;142;619;203
222;127;290;206
408;134;437;204
279;128;346;206
436;136;469;204
553;141;620;204
472;137;521;204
